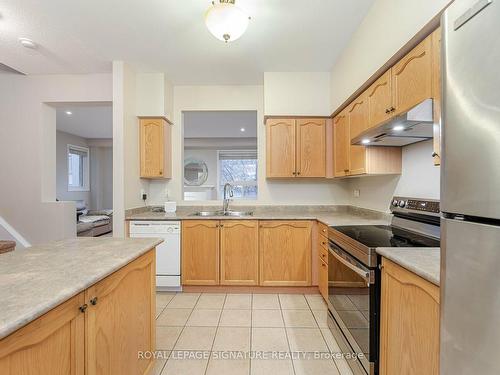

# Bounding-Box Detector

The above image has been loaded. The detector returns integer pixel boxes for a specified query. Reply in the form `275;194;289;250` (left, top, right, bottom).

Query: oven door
327;240;379;375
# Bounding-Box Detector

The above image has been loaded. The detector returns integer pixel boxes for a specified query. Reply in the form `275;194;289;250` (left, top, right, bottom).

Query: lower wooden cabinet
0;293;85;375
259;221;312;286
380;258;440;375
0;250;156;375
181;220;220;285
86;251;155;375
220;220;259;285
318;258;328;299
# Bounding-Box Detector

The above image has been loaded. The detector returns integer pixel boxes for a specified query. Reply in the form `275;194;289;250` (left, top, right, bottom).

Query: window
67;145;90;191
218;150;258;199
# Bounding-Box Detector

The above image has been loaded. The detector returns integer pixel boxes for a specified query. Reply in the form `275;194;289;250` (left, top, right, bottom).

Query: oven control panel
391;197;440;214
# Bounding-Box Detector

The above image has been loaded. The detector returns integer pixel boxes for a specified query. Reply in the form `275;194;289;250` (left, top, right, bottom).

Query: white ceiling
56;104;112;139
0;0;374;84
184;111;257;138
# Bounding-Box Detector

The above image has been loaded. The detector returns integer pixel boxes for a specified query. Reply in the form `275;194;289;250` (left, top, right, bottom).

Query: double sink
191;210;254;217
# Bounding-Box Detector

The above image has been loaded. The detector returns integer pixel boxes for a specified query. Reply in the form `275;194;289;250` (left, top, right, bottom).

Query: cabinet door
0;293;85;375
259;221;312;286
367;70;393;129
182;220;219;285
391;36;433;116
140;118;164;178
380;258;440;375
266;119;296;178
347;95;368;176
296;119;326;177
220;220;259;285
86;250;155;375
431;27;442;166
333;111;350;177
318;258;328;300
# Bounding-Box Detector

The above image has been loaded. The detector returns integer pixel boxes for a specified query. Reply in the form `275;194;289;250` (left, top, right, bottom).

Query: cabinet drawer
319;246;328;264
318;221;328;238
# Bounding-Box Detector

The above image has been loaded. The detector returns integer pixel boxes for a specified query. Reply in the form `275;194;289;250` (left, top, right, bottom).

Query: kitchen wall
264;72;331;116
56;130;91;203
348;140;440;212
89;144;113;210
329;0;450;111
147;84;350;206
0;73;112;244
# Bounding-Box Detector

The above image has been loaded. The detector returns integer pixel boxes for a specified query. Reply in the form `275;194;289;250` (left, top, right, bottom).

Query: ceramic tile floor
152;292;354;375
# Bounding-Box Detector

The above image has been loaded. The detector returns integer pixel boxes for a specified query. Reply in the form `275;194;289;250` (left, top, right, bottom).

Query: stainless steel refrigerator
441;0;500;374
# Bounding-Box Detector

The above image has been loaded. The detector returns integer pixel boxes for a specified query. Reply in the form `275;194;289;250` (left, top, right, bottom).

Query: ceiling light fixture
393;125;405;131
240;127;245;132
205;0;250;43
65;111;72;115
18;38;37;49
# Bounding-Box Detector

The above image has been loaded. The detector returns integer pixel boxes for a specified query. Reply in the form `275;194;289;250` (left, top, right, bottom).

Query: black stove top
332;225;440;248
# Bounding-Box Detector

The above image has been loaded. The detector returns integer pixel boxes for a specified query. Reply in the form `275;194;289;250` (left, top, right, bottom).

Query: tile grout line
279;294;297;375
203;293;228;375
161;293;201;375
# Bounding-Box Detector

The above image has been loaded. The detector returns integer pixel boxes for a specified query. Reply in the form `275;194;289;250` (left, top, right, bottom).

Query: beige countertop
125;205;391;227
376;247;440;286
0;237;163;340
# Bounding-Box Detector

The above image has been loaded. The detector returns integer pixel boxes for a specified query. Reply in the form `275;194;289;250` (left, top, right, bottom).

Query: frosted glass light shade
205;2;249;42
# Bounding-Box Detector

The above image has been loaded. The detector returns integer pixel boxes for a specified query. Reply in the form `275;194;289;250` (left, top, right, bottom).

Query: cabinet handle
322;241;326;246
292;172;297;176
390;107;396;112
385;109;391;114
297;172;301;176
432;152;438;157
79;304;88;313
321;262;326;268
220;224;224;228
90;297;98;306
344;169;349;173
159;170;163;175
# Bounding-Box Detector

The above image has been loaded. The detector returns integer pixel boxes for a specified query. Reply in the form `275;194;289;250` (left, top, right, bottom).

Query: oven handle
328;246;371;283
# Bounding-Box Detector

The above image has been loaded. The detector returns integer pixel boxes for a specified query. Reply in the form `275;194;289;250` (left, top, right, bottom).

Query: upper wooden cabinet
363;32;438;132
139;117;172;179
333;109;401;178
181;220;220;285
333;111;350;177
367;70;393;128
296;119;326;177
392;36;433;117
220;220;259;286
431;27;442;166
266;118;326;178
259;220;312;286
380;258;440;375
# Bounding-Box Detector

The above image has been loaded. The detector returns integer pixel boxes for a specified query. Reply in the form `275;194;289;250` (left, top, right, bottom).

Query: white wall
90;145;113;210
148;85;350;206
348;140;440;212
264;72;331;116
330;0;449;112
56;130;91;203
0;73;112;244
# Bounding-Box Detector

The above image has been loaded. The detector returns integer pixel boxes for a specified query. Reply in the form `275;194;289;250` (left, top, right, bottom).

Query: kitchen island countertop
376;247;440;286
0;237;163;340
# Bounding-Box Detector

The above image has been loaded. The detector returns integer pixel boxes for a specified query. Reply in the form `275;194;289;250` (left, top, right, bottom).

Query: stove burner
332;225;440;248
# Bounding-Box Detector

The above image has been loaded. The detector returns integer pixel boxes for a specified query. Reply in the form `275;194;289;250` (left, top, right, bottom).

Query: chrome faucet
222;183;233;213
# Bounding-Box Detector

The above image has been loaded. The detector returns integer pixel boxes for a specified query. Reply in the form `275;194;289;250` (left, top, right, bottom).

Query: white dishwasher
129;221;181;291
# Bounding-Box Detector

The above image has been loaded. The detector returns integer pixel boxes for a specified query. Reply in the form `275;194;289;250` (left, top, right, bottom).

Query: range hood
351;99;434;147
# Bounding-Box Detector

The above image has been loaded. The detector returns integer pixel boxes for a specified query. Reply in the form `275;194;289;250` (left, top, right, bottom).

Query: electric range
325;196;440;375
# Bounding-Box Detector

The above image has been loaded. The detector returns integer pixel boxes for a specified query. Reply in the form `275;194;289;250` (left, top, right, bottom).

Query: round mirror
184;158;208;186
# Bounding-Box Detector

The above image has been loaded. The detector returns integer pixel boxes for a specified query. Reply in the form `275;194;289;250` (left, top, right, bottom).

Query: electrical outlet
353;189;360;198
141;189;147;201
